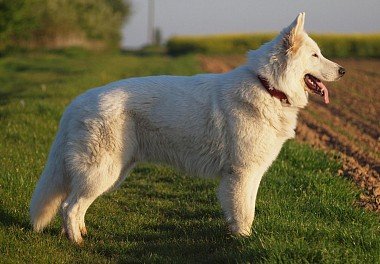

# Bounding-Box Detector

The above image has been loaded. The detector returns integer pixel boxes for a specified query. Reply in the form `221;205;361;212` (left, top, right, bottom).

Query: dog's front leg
217;169;260;236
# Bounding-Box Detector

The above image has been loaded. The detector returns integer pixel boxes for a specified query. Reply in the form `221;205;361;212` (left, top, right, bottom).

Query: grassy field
0;49;379;263
167;33;380;57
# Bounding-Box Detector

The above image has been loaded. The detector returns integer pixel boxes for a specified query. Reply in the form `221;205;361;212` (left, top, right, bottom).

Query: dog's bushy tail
30;134;67;232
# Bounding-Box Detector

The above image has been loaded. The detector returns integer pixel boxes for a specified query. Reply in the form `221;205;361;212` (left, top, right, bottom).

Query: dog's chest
277;107;299;139
226;105;298;168
261;105;299;140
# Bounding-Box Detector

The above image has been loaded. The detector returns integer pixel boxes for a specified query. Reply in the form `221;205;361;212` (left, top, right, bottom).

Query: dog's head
250;12;345;107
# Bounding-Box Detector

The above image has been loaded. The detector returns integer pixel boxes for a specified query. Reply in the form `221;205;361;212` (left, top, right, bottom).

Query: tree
0;0;131;51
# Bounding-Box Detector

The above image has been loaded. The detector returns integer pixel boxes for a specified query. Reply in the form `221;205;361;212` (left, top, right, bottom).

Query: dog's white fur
30;13;343;244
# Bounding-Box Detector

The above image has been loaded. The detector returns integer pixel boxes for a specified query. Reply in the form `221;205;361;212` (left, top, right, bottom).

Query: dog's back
64;68;256;177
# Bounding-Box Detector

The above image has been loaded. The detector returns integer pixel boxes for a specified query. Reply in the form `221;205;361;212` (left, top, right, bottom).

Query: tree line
0;0;130;51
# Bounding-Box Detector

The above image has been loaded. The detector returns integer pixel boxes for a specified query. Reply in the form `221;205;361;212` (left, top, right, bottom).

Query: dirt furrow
310;99;379;141
306;101;379;163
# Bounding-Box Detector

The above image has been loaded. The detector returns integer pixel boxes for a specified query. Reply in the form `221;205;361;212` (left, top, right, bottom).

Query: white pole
148;0;155;45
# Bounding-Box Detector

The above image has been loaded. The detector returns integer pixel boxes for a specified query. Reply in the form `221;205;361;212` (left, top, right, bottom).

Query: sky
122;0;380;48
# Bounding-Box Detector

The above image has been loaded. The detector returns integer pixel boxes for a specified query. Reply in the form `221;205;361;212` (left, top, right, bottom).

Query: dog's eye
312;53;319;58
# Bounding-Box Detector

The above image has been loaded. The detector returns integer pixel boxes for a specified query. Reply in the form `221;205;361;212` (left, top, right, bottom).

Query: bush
167;33;380;58
0;0;130;51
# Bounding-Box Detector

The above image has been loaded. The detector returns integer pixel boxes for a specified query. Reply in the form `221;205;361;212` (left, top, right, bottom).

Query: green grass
0;49;379;263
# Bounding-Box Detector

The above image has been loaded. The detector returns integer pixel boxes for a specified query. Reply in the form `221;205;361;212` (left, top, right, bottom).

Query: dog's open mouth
304;74;329;104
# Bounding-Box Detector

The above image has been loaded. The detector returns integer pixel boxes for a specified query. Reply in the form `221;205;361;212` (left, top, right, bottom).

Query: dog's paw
79;225;88;237
229;223;252;237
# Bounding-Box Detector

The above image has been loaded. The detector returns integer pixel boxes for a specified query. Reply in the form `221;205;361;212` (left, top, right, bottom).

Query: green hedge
167;33;380;58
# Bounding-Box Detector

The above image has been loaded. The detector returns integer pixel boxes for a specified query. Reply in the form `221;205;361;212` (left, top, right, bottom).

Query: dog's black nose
338;67;346;76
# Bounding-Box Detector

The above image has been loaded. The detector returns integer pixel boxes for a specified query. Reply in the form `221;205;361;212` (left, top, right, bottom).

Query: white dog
30;13;345;244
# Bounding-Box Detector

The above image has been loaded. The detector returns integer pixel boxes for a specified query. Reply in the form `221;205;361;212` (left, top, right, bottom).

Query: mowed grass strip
0;50;379;263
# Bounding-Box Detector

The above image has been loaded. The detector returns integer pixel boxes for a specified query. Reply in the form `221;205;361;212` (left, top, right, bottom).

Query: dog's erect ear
291;12;305;36
282;12;306;52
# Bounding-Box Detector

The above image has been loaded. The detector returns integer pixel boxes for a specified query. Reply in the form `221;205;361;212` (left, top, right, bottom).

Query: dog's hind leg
61;117;137;244
78;159;136;237
61;155;136;244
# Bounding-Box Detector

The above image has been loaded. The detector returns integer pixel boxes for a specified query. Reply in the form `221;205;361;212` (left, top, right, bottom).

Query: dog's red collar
257;75;290;105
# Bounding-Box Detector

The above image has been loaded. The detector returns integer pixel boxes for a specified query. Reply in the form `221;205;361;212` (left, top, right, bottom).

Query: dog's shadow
88;204;268;263
0;207;30;230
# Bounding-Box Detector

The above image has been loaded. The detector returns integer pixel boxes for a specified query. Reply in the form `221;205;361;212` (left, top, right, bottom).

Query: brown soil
199;55;380;211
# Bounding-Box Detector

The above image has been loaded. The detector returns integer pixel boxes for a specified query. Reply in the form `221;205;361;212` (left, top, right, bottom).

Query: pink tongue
316;80;329;104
